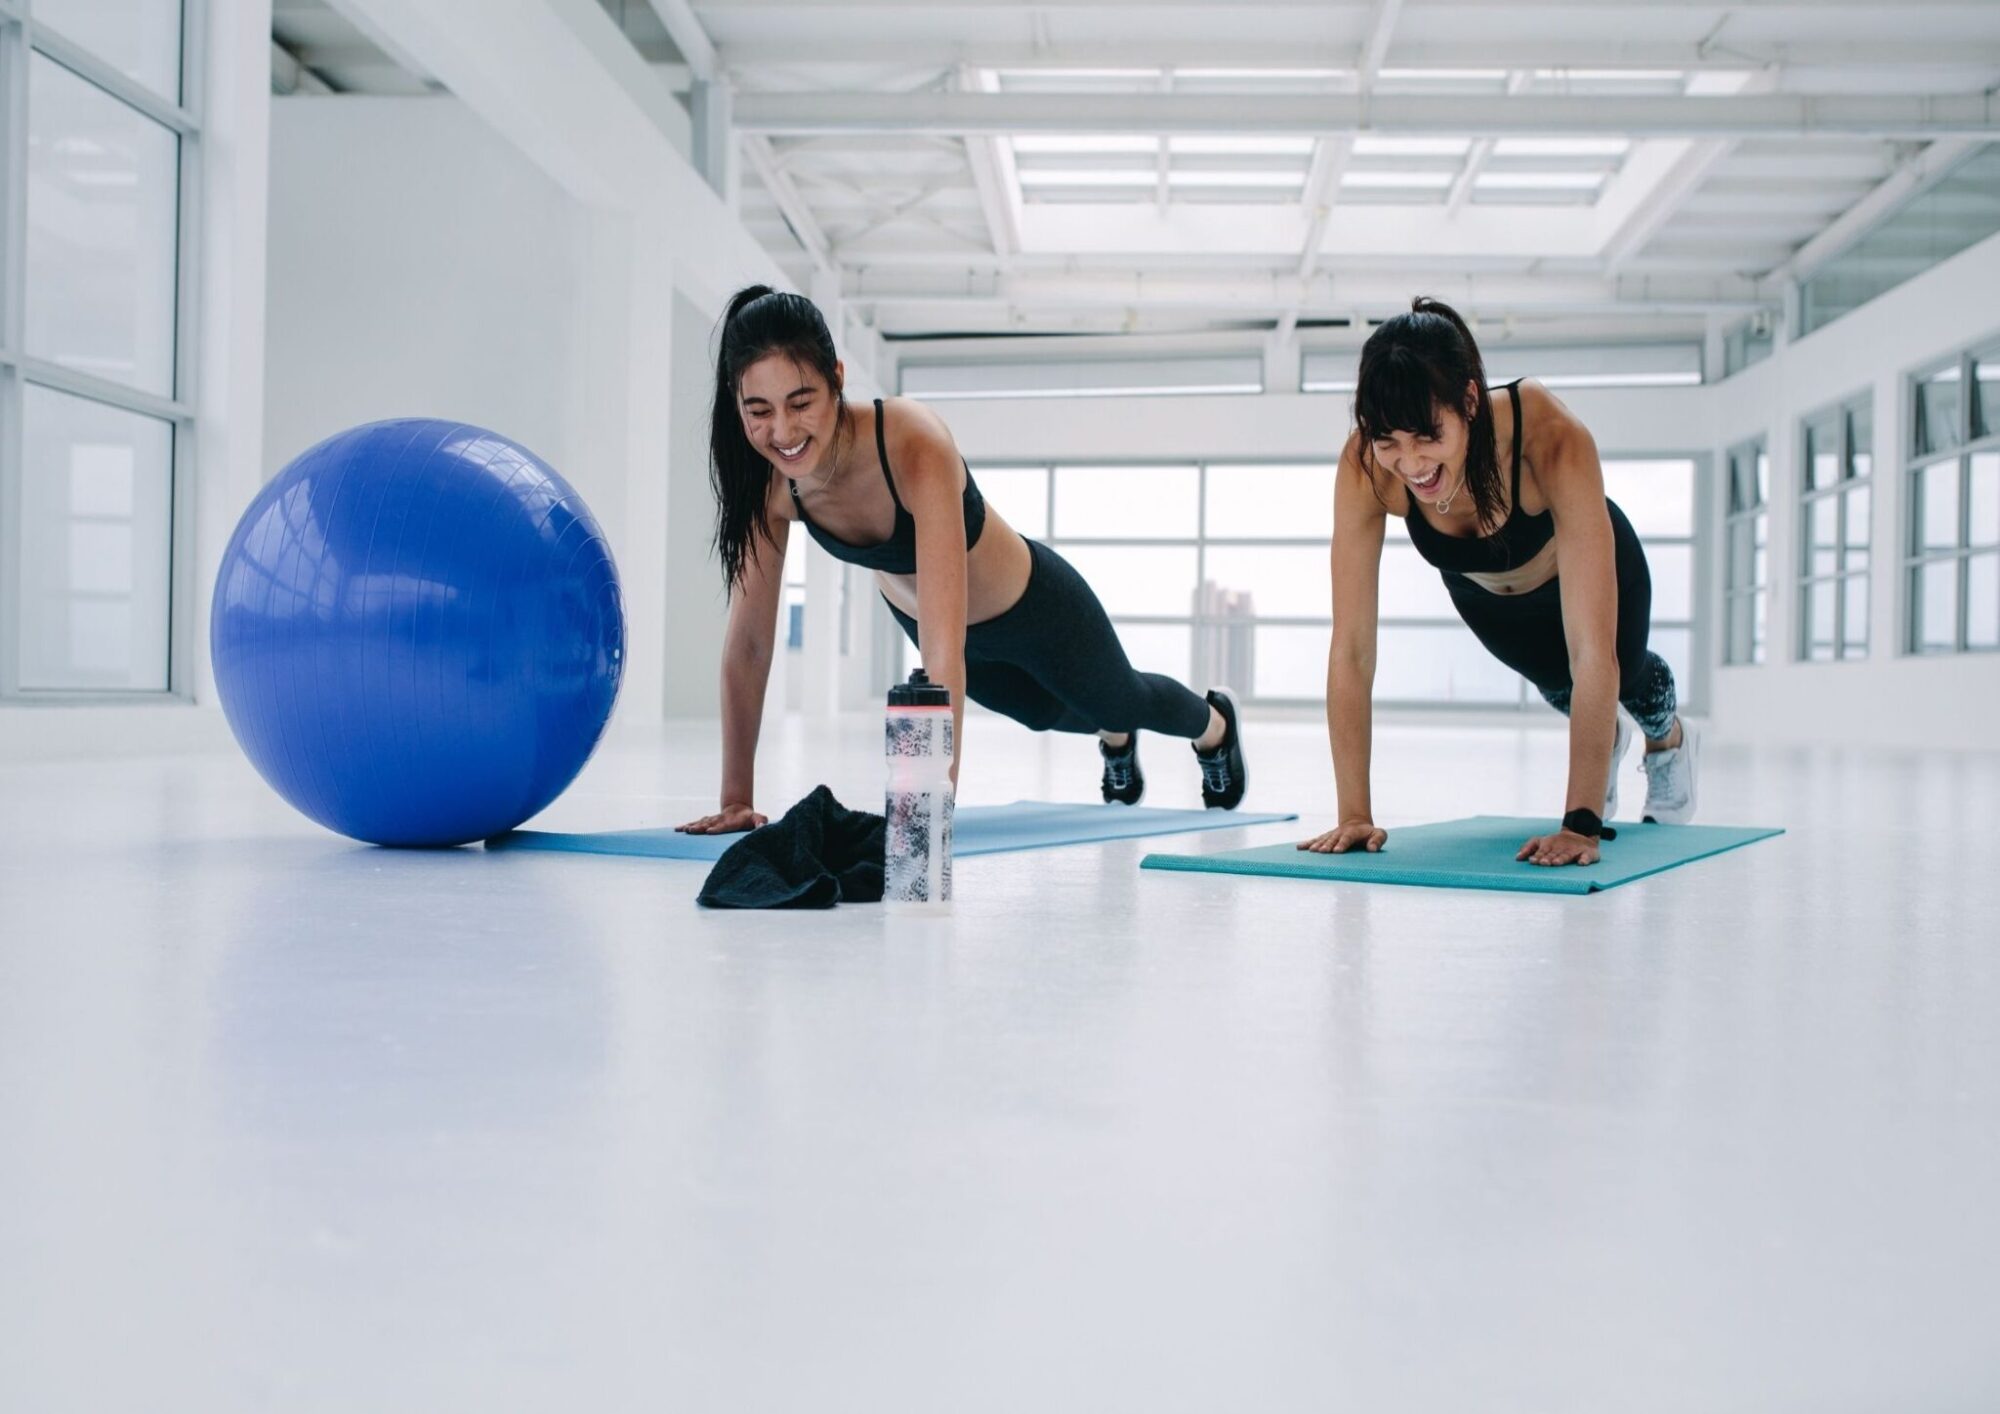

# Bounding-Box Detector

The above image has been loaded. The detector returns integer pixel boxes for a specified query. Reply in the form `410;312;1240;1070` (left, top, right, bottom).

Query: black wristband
1562;808;1616;841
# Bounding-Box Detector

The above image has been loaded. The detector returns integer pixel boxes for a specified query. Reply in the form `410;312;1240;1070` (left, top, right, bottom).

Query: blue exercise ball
212;419;624;846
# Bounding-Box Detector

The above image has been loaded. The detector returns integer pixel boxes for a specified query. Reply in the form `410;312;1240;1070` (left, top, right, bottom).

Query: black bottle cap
887;668;952;708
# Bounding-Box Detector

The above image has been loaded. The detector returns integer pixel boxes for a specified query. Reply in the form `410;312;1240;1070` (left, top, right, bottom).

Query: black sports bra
1403;380;1554;573
787;399;987;575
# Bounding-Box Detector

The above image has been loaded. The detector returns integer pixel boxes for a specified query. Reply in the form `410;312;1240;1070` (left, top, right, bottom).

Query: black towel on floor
697;785;886;909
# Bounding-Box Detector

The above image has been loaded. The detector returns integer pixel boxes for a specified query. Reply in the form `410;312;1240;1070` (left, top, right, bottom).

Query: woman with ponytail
677;286;1247;834
1302;297;1698;868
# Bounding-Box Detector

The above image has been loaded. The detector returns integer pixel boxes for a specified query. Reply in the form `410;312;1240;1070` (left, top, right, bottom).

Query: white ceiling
276;0;2000;348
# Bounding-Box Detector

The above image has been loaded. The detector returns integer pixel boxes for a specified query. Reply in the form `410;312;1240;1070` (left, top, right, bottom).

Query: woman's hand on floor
1516;828;1600;867
677;804;768;834
1299;820;1387;854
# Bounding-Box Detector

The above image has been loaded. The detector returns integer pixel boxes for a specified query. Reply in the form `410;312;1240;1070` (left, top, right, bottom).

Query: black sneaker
1192;687;1246;810
1099;733;1145;806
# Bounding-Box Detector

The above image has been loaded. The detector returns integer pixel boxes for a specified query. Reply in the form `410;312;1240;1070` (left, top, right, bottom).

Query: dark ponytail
709;285;848;592
1353;296;1504;531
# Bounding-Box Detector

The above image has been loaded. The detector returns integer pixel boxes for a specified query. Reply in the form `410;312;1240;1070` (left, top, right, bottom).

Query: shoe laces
1103;756;1135;791
1197;751;1231;796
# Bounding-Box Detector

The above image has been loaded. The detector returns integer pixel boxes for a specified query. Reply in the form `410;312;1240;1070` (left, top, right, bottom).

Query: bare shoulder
878;395;965;497
1337;428;1398;521
1517;378;1593;454
879;395;960;465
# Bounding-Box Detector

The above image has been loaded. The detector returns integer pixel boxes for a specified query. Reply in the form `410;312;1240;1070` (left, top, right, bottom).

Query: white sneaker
1641;718;1700;825
1604;713;1632;820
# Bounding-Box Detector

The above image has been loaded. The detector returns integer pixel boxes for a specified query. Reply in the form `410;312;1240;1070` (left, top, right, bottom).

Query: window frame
0;0;201;702
1722;435;1769;666
902;452;1707;712
1796;391;1873;664
1904;335;2000;656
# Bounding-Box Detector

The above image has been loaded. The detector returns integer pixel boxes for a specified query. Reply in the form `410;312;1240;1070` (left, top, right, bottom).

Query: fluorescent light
1168;170;1309;188
1012;135;1159;155
1533;68;1685;83
1493;138;1631;158
1378;67;1507;81
912;384;1262;401
1352;137;1474;157
1341;170;1454;189
1170;136;1315;156
1175;68;1346;80
1474;171;1605;190
1015;169;1157;188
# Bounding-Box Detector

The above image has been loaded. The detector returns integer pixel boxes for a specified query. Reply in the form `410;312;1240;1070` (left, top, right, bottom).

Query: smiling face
1369;406;1470;504
1365;379;1481;506
736;353;845;480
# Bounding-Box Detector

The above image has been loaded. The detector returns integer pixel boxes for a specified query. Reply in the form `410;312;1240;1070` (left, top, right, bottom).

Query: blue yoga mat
1140;815;1782;895
488;801;1299;862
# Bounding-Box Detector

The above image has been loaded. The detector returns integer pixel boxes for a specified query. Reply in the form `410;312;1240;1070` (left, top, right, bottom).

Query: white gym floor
3;713;1996;1411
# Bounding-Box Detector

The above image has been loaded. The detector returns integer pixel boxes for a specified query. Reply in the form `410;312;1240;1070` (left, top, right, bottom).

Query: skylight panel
1352;137;1474;158
1012;136;1160;155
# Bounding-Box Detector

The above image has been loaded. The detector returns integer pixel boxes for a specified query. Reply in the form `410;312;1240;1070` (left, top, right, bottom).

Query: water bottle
884;669;954;910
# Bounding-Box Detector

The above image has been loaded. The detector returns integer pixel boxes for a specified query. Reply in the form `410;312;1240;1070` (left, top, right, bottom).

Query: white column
192;0;274;706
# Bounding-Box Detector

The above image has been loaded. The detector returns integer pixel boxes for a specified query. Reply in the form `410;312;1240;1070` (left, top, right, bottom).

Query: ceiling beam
1768;137;1983;284
638;0;715;83
955;66;1022;266
845;270;1768;317
733;91;2000;139
741;134;833;275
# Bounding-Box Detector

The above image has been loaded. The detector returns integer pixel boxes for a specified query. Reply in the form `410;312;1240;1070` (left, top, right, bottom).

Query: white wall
261;93;680;727
1708;228;2000;751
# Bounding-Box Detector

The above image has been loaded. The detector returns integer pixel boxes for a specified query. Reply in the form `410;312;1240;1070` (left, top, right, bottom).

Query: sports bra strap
873;398;906;511
1507;380;1525;506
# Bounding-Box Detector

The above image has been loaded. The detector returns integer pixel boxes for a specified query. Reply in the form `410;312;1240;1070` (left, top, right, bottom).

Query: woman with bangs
1302;297;1699;869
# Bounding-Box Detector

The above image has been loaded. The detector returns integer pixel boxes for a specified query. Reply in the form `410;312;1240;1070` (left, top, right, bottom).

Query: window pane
1755;452;1771;507
1916;365;1962;458
1804;580;1837;661
1848;402;1874;480
35;0;184;101
1727;520;1753;593
1601;459;1693;537
1976;344;2000;441
1646;541;1693;622
1752;590;1767;662
1373;624;1523;704
1803;414;1840;491
27;56;180;398
1054;545;1198;617
1247;624;1330;700
1841;574;1869;658
978;466;1049;540
1916;559;1959;653
1726;592;1752;664
1203;545;1327;618
1843;483;1871;557
1969;453;2000;550
1806;497;1840;578
17;385;174;691
1052;464;1198;538
1970;554;1999;651
1204;463;1336;539
1111;621;1192;684
1378;544;1457;619
1917;460;1962;554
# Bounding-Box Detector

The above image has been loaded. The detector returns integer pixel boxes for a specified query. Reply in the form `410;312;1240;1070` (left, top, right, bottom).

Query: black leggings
885;538;1212;738
1444;500;1679;740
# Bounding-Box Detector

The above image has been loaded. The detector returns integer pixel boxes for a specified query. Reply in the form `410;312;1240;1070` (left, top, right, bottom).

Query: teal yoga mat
489;801;1299;862
1140;815;1782;895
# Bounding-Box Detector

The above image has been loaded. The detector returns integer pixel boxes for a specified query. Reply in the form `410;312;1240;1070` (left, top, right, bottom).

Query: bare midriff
1460;535;1560;596
875;508;1036;625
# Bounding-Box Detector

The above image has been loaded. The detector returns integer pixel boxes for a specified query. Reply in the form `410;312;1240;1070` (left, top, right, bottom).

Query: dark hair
1352;297;1503;531
709;285;848;592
